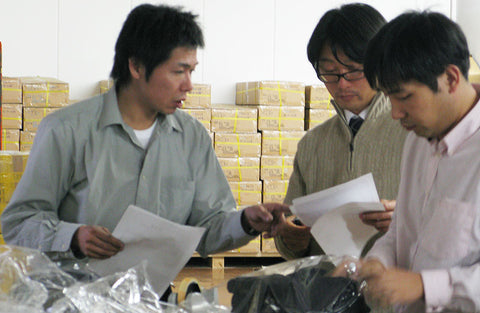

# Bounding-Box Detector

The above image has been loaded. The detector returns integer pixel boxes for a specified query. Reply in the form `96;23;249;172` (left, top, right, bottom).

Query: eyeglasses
317;70;365;83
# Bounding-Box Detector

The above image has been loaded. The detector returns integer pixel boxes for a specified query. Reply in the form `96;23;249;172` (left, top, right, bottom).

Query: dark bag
227;264;370;313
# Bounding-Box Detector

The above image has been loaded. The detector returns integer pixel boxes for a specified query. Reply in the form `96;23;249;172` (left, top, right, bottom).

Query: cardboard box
305;108;337;130
263;180;289;203
180;108;211;131
1;104;22;129
214;133;261;158
236;81;305;106
305;85;332;109
261;237;278;253
1;129;19;151
218;157;260;182
211;105;257;133
23;107;60;132
0;151;29;228
99;79;113;94
20;131;36;152
257;106;304;131
260;155;294;180
183;84;211;108
2;77;22;104
229;181;262;206
261;130;306;156
469;56;480;83
21;77;69;107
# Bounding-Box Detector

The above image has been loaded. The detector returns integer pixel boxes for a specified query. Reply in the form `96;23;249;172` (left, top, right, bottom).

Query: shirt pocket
159;177;195;221
419;198;475;261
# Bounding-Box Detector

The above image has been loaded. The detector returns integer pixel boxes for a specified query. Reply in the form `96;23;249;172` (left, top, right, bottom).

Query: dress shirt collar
99;88;182;133
433;90;480;156
344;106;369;123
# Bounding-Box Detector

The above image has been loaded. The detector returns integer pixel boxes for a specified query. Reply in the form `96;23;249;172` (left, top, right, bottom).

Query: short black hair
307;3;386;73
111;4;204;91
364;11;470;93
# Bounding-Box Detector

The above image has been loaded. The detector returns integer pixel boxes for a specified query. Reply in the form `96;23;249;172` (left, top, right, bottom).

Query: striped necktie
349;116;364;137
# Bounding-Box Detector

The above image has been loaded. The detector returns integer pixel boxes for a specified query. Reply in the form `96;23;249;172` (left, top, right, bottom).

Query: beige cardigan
275;92;408;260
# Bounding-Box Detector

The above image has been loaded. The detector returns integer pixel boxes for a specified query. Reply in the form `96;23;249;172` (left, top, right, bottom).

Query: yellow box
261;237;278;253
305;85;333;109
257;106;304;131
99;79;113;94
305;108;337;130
23;107;60;132
229;181;262;206
180;108;211;131
1;129;19;151
236;81;305;106
263;180;289;203
0;234;4;244
21;77;69;107
1;104;22;129
211;105;257;133
183;84;211;108
2;77;22;104
0;152;29;226
261;130;305;156
218;157;260;182
20;131;36;152
469;56;480;83
214;133;261;158
260;155;294;181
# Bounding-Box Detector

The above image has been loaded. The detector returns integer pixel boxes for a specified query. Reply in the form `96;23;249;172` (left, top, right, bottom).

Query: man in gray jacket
273;3;407;260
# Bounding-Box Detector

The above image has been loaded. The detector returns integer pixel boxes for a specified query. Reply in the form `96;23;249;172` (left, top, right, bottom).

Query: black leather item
348;116;364;137
227;264;370;313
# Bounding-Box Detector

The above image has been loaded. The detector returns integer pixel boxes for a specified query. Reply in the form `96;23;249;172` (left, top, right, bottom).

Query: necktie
349;116;364;137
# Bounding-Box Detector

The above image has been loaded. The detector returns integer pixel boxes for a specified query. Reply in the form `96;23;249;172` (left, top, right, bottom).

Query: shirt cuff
51;221;82;252
421;269;453;312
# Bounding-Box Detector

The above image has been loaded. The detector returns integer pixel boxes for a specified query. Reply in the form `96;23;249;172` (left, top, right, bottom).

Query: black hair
111;4;204;91
364;11;470;93
307;3;386;73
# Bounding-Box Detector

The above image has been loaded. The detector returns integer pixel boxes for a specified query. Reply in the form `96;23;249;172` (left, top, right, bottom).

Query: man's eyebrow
178;62;198;69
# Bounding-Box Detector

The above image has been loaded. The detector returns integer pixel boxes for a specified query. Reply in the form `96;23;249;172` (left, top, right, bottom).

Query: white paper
88;205;205;295
290;173;384;257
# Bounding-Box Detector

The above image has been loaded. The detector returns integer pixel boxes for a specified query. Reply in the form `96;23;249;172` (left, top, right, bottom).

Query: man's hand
242;203;290;235
359;199;395;232
71;225;124;259
358;259;424;308
268;214;311;252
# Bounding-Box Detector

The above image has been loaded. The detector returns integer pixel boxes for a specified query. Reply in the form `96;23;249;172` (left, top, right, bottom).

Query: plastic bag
226;255;370;313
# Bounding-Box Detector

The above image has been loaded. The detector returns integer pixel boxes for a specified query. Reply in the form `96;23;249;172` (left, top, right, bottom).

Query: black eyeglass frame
316;69;365;83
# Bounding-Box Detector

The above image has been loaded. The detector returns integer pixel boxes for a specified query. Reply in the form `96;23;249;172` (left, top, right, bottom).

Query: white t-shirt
133;121;156;149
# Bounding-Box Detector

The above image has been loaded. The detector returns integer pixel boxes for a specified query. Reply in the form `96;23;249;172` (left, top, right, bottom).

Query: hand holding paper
88;205;205;296
290;173;385;257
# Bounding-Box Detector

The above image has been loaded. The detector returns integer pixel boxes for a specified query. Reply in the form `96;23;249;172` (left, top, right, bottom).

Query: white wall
0;0;466;104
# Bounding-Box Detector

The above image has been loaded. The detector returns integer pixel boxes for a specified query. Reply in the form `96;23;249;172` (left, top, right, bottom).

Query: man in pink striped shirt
347;11;480;312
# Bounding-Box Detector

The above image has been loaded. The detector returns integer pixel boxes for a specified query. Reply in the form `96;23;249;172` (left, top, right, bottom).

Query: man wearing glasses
273;3;408;260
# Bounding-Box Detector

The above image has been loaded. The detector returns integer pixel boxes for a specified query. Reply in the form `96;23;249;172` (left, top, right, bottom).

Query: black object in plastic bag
227;264;370;313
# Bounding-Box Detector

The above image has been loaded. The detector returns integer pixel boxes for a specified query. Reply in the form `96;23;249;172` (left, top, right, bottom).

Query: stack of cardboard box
1;77;70;151
305;84;336;130
0;151;29;244
235;81;308;253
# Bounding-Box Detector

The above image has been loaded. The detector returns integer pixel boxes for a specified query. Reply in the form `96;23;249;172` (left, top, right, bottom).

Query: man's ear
128;58;144;80
444;64;462;94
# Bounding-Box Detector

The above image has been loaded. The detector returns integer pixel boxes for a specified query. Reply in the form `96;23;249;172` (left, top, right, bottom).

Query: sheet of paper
88;205;205;296
311;202;383;257
289;173;385;257
290;173;381;227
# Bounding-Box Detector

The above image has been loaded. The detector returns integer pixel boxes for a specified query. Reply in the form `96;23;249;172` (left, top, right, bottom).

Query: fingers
73;225;124;259
380;199;396;211
358;259;385;280
359;210;393;232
